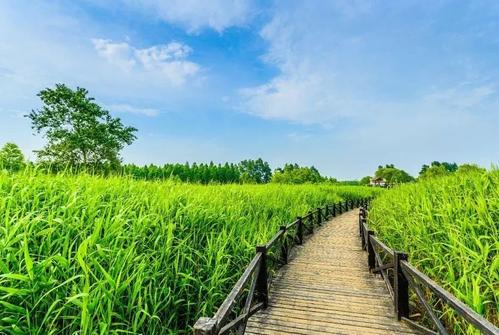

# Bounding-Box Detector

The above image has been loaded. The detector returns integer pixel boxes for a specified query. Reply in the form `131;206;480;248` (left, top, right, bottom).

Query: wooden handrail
286;218;299;230
212;252;263;330
401;261;498;335
194;199;367;335
265;229;285;249
369;234;395;257
359;207;499;335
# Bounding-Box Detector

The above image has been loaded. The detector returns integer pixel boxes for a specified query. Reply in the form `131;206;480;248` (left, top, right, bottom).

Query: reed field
0;171;376;334
368;170;499;333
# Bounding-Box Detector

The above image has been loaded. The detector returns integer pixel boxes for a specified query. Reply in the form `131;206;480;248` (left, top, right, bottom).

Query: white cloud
106;103;160;117
423;84;495;110
92;39;136;71
241;73;344;124
241;2;499;127
92;39;200;85
120;0;255;32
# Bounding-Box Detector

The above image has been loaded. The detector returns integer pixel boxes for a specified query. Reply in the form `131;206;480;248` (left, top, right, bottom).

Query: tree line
360;161;486;187
0;142;335;184
0;84;487;185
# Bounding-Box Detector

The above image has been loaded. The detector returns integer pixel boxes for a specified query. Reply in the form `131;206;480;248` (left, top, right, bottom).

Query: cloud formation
92;39;200;85
241;2;499;126
121;0;255;32
106;103;160;117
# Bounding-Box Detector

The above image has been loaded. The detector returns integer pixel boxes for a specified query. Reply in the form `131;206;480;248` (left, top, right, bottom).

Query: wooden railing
193;198;370;335
359;206;499;335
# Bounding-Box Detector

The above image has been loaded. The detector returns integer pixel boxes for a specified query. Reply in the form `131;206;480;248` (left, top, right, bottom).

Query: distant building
370;177;387;187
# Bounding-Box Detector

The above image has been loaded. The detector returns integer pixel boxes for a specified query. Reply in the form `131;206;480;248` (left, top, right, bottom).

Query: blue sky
1;1;499;179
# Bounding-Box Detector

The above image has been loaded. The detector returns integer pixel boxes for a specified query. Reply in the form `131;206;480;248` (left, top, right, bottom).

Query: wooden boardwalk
245;210;420;335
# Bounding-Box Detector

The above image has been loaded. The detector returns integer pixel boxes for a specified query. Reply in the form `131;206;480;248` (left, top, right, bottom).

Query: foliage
456;163;486;175
238;158;272;183
368;172;498;333
27;84;137;168
360;176;371;185
0;171;379;334
374;164;414;185
122;162;241;184
271;163;325;184
419;161;458;177
0;143;25;171
419;164;450;179
121;159;272;184
335;180;361;185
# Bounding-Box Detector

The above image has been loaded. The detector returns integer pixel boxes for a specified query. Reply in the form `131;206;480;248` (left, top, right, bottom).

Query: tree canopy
271;164;325;184
456;163;486;175
374;164;414;185
27;84;137;168
239;158;272;183
419;161;458;177
360;176;371;185
0;143;25;171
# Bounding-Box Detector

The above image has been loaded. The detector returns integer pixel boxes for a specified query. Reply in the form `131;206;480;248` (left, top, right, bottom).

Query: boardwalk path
245;210;420;335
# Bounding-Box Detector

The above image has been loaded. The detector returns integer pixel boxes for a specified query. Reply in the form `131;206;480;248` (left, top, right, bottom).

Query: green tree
27;84;137;168
360;176;371;185
456;163;486;175
0;142;25;171
419;165;449;179
420;161;458;176
239;158;272;183
374;164;414;186
272;164;325;184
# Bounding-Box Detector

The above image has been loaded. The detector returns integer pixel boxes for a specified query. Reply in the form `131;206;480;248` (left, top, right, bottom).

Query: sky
1;0;499;179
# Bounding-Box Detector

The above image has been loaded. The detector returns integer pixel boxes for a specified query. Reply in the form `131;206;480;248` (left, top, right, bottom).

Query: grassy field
368;170;499;333
0;171;376;334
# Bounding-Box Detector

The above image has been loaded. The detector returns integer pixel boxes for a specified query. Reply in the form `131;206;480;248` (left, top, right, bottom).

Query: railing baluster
279;226;288;264
359;208;363;237
255;245;269;309
296;216;303;245
308;212;314;234
394;251;409;320
367;231;376;270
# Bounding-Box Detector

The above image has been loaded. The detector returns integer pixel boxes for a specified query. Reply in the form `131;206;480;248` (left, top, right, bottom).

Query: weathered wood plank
246;210;421;334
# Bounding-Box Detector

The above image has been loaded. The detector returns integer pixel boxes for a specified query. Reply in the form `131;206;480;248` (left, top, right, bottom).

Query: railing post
308;211;314;234
297;216;303;245
193;317;216;335
359;208;363;237
361;219;366;250
324;205;329;219
279;225;288;264
367;230;375;270
394;251;409;320
255;245;269;308
332;203;336;217
317;207;322;225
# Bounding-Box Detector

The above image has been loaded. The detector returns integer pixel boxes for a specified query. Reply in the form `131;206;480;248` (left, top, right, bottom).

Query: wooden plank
246;210;422;334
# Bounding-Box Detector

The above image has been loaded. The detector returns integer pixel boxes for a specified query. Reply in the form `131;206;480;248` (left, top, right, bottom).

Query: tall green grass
0;171;376;334
368;171;499;333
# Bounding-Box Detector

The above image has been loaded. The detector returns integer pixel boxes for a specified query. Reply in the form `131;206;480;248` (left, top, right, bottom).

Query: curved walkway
245;210;420;335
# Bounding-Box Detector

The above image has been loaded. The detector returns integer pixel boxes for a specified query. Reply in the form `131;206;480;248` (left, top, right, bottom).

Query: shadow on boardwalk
246;210;420;335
